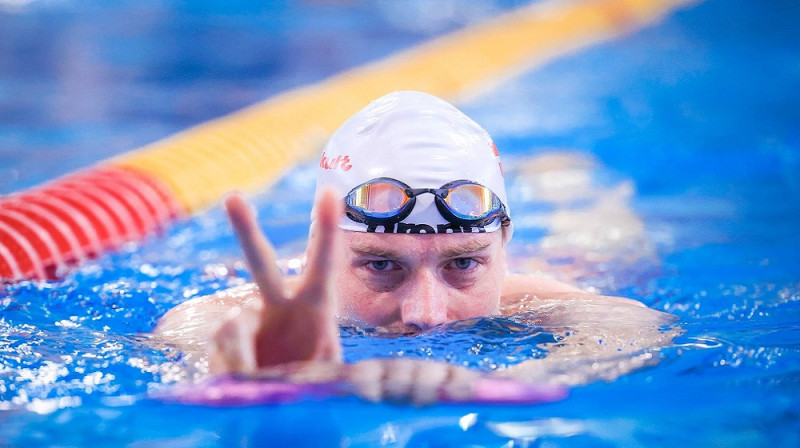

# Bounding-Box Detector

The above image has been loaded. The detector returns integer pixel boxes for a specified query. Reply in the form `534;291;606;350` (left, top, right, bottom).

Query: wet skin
203;189;511;370
156;189;605;365
150;189;681;405
336;230;507;331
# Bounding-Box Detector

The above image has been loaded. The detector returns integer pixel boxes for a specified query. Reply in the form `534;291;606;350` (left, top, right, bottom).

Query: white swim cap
314;91;510;235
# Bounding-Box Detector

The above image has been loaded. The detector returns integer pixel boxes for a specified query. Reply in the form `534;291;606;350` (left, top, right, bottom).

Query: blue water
2;0;800;446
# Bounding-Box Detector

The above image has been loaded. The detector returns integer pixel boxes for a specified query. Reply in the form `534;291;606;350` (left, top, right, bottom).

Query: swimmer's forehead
343;230;500;258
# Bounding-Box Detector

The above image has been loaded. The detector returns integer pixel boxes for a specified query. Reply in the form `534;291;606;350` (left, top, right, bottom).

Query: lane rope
0;0;699;281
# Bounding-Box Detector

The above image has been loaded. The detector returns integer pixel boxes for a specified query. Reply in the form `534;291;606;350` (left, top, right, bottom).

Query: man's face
333;230;507;331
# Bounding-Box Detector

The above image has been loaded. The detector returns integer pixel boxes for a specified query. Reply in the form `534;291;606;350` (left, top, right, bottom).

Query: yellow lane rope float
0;0;699;281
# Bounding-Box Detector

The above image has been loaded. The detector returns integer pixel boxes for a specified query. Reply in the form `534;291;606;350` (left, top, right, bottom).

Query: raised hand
209;189;343;373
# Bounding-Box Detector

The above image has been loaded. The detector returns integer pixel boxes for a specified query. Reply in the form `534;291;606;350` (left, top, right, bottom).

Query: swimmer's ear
501;223;514;245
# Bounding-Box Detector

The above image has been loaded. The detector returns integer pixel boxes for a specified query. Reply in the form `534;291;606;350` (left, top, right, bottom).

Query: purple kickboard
158;377;337;406
159;376;568;407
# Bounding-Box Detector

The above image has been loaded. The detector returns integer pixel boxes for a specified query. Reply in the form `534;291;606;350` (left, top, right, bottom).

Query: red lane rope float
0;209;65;279
0;219;44;280
0;167;183;281
3;200;92;264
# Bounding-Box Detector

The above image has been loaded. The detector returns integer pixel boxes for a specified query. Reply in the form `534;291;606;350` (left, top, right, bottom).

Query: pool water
2;0;799;446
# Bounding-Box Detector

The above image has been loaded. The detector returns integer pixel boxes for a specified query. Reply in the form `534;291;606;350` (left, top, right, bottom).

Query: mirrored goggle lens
347;182;410;216
444;184;499;219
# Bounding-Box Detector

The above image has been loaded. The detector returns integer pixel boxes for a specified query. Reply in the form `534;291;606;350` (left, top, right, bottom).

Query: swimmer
155;91;676;404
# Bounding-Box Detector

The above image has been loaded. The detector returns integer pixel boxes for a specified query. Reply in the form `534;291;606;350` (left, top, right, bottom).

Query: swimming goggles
344;177;510;228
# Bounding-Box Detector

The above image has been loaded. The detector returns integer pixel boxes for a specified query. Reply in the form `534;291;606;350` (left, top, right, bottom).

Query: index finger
225;193;286;305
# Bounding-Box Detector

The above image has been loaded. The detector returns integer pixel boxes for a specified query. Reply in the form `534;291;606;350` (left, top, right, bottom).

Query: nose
400;270;448;330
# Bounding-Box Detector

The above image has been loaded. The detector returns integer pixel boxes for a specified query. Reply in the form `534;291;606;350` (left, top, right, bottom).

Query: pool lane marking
0;0;701;281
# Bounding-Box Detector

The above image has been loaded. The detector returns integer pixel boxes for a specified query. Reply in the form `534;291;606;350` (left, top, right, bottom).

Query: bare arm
501;272;646;311
496;294;680;386
498;272;679;387
153;192;669;400
502;272;583;296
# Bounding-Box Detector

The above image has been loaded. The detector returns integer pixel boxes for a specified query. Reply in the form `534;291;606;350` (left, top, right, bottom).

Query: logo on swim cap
365;222;489;234
313;91;510;234
491;142;504;177
319;152;352;171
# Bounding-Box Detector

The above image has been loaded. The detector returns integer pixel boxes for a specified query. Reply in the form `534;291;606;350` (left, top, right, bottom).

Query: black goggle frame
344;177;510;229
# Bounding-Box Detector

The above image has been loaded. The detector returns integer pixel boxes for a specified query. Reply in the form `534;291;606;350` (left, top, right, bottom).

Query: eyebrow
349;239;492;259
440;240;492;258
350;244;403;259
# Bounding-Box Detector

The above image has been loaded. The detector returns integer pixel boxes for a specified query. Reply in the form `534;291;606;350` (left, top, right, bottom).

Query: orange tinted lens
445;184;495;218
350;182;409;214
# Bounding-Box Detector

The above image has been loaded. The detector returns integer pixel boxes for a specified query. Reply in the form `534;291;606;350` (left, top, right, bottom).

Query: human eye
448;258;478;271
366;260;398;272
